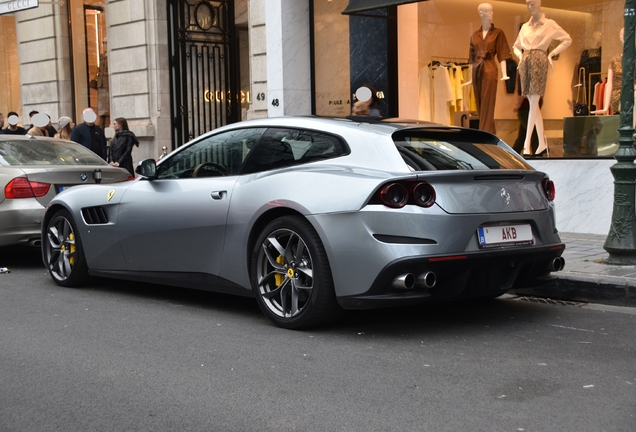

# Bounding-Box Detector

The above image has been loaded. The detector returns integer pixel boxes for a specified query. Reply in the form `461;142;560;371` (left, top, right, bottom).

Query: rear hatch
392;128;548;214
417;170;547;214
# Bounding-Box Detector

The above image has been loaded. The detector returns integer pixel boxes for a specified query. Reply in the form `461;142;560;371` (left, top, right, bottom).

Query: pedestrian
351;85;382;117
109;117;139;176
27;110;39;130
55;116;74;140
1;112;27;135
45;115;58;138
27;113;51;136
70;108;107;160
0;113;4;131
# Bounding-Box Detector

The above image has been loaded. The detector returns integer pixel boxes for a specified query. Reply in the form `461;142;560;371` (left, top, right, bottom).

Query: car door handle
211;191;227;200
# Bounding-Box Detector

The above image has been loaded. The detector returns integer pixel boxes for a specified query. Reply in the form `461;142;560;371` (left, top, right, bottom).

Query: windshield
0;139;107;166
393;130;532;171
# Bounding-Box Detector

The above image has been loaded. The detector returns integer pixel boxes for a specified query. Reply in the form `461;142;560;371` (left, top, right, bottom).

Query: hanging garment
419;65;454;125
578;47;601;110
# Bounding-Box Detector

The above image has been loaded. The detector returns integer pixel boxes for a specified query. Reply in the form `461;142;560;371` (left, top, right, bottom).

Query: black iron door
167;0;240;148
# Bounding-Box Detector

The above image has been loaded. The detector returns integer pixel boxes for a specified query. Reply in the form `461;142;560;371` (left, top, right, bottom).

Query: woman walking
109;117;139;176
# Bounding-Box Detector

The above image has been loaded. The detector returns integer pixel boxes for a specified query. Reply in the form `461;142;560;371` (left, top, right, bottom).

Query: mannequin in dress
513;0;572;155
464;3;511;134
592;28;636;127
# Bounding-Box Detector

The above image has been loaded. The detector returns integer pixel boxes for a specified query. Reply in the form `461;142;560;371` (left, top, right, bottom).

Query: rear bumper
337;243;565;309
0;199;45;247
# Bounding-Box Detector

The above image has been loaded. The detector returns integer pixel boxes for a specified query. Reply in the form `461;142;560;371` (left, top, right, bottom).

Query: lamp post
604;0;636;264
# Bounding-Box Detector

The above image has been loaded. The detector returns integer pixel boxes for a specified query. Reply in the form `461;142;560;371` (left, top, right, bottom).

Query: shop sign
0;0;39;15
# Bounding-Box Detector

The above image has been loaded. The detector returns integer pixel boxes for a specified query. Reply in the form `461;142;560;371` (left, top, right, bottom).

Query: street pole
604;0;636;264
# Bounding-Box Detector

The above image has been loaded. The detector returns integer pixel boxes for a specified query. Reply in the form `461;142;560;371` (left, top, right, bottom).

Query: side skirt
89;270;254;298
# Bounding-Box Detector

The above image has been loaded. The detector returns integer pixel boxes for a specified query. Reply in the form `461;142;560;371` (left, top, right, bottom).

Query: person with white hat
0;112;27;135
55;116;75;140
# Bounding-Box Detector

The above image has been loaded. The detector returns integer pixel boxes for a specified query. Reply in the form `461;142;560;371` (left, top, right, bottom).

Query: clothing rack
423;56;471;124
428;56;470;67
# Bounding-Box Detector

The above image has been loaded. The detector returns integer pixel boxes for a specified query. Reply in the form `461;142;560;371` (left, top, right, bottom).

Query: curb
512;274;636;308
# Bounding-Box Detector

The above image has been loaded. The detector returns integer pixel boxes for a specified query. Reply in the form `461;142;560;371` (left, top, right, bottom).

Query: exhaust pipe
416;271;437;289
549;257;565;272
392;273;415;290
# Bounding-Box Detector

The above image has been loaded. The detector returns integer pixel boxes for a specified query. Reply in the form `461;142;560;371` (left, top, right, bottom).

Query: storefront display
314;0;626;159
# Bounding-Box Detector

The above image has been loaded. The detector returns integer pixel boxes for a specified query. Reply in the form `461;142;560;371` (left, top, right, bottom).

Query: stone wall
105;0;170;161
15;3;71;125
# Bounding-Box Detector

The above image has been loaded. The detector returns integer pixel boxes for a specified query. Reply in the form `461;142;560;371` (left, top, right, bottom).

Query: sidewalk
512;232;636;307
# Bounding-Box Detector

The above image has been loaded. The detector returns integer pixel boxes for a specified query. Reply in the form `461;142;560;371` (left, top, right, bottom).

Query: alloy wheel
256;227;314;319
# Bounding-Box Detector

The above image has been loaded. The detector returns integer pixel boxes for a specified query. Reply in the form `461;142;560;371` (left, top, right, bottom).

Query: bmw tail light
371;181;436;208
542;178;555;202
4;178;51;199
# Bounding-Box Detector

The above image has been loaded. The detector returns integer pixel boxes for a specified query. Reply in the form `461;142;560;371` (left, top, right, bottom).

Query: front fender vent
82;206;109;224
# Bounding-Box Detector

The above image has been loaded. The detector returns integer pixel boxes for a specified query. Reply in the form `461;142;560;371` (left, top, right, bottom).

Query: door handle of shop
211;191;226;200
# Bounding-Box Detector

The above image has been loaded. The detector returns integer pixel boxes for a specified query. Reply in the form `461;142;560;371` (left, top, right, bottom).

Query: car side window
156;128;267;179
242;127;348;174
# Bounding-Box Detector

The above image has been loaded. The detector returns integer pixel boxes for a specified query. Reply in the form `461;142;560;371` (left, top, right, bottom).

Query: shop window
312;0;625;159
69;1;108;127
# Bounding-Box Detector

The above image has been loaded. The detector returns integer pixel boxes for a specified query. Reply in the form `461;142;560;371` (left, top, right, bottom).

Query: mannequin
464;3;511;134
592;28;636;126
513;0;572;156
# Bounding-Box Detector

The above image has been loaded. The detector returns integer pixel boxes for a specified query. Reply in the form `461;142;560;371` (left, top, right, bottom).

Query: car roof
206;116;498;142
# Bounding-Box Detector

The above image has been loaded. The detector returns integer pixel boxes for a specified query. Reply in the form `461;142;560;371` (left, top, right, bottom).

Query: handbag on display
573;67;589;116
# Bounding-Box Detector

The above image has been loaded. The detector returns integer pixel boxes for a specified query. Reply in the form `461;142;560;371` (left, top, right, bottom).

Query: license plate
478;224;533;247
58;185;71;193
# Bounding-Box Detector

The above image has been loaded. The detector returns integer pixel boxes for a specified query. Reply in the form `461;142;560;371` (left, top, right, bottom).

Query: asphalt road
1;246;635;432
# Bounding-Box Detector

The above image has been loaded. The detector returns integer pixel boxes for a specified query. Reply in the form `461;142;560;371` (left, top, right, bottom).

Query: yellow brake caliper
275;255;285;286
69;233;76;266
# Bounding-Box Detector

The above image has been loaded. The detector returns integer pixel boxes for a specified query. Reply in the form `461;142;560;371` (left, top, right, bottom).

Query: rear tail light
379;183;408;208
4;178;51;199
411;182;436;208
371;181;436;209
542;178;555;202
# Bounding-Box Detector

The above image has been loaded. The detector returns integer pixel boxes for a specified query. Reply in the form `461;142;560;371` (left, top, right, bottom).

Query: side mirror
135;158;157;179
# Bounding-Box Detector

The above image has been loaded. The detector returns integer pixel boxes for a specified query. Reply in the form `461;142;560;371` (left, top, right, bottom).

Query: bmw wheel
251;216;343;329
43;208;90;287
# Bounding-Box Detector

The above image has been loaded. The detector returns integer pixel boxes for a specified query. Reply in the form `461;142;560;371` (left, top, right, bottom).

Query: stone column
264;0;311;117
106;0;170;161
15;4;72;125
247;0;267;120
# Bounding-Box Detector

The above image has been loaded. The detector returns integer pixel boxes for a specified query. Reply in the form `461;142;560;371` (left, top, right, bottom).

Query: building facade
0;0;621;235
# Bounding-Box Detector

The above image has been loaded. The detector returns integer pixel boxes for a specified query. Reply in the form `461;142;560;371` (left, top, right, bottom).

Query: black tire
43;208;90;287
251;216;343;329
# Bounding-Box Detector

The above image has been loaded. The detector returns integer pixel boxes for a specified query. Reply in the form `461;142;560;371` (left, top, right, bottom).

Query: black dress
577;47;601;110
109;130;139;176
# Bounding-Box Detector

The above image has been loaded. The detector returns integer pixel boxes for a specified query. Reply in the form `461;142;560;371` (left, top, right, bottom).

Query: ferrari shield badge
107;189;116;201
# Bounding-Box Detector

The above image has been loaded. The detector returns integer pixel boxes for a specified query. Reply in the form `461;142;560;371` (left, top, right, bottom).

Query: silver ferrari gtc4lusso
42;116;565;328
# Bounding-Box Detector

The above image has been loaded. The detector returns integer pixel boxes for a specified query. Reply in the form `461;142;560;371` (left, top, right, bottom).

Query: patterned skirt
519;49;549;97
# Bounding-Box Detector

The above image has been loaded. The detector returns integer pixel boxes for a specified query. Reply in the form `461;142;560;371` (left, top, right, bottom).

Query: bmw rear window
393;129;532;171
0;139;107;166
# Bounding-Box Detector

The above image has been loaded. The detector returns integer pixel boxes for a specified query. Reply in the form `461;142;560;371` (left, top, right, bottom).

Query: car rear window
393;130;532;171
0;139;106;166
